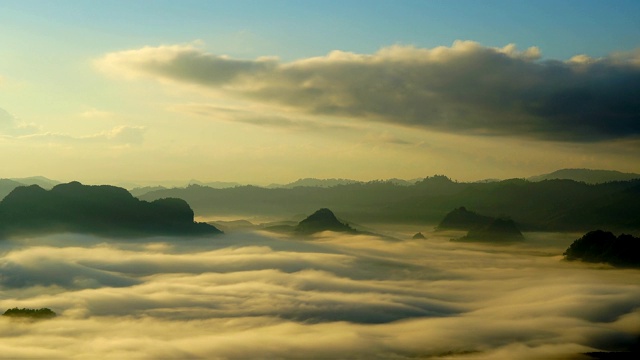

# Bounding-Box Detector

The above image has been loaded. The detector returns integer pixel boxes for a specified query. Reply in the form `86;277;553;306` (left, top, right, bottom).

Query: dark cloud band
98;42;640;142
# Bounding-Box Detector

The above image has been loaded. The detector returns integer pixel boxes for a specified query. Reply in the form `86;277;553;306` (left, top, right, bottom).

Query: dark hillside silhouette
456;218;525;242
564;230;640;268
0;182;221;238
2;307;56;319
437;207;493;230
295;208;355;234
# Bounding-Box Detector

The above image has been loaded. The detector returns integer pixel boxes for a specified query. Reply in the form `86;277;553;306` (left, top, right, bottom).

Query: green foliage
2;307;57;319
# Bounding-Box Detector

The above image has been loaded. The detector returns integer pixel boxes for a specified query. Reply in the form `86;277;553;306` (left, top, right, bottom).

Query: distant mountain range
527;169;640;184
4;169;638;200
266;178;419;188
267;178;360;188
2;169;640;233
138;175;640;233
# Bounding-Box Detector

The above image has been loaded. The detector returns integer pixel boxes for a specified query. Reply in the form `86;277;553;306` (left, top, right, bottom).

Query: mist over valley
2;1;640;357
0;171;639;358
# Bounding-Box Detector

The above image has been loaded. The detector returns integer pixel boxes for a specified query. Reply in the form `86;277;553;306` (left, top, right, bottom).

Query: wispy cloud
0;107;40;136
168;103;353;132
17;125;146;145
97;41;640;142
79;108;114;119
0;107;145;145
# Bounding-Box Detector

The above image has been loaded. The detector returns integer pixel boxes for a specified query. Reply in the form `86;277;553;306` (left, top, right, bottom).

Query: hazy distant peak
187;179;243;189
270;178;361;189
9;176;60;189
528;168;640;184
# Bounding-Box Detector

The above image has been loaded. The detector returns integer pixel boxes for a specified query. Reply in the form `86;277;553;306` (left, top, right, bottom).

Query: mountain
437;207;493;230
129;186;168;197
295;208;355;234
10;176;60;189
528;169;640;184
188;179;243;189
564;230;640;268
268;178;361;189
456;218;524;242
1;177;62;201
138;177;640;233
412;232;426;240
0;179;26;200
0;182;221;238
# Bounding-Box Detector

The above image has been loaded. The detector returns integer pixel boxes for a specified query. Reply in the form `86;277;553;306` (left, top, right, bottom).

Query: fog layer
1;230;638;359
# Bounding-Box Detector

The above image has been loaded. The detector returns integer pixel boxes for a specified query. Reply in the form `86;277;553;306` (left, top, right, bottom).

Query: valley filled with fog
1;227;638;359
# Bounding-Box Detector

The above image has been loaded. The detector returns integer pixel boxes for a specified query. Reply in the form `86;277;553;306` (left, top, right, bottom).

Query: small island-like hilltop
564;230;640;268
295;208;356;234
2;308;56;319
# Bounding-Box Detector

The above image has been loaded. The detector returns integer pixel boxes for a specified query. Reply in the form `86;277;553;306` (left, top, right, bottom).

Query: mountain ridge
527;168;640;184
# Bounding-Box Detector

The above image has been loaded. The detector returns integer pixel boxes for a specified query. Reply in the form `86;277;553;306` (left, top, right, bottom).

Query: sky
1;0;639;185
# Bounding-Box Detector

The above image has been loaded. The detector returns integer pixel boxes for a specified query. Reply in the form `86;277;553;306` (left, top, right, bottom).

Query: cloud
0;107;40;136
96;44;278;85
97;41;640;142
79;108;113;119
16;125;146;145
168;103;354;132
0;107;144;145
0;229;639;358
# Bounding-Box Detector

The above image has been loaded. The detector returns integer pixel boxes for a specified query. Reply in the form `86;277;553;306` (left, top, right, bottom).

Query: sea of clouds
0;228;638;359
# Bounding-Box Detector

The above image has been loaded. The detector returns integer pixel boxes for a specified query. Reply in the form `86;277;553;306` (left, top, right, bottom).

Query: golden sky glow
1;1;639;185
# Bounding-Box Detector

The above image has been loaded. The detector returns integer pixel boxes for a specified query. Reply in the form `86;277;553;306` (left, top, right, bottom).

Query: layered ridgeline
564;230;640;268
0;182;221;238
527;169;640;184
138;176;640;232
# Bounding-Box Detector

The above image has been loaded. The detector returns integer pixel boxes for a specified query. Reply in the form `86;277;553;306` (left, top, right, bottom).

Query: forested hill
138;176;640;233
0;182;221;238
